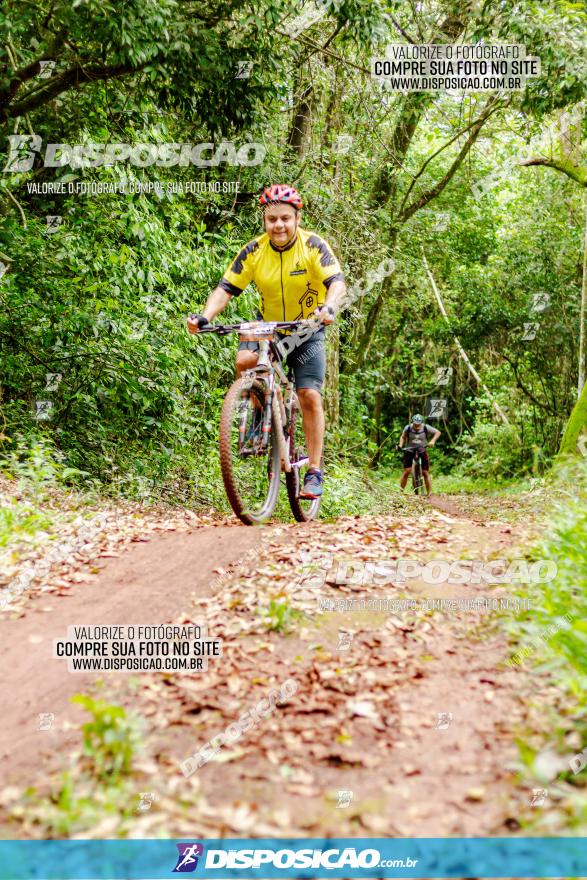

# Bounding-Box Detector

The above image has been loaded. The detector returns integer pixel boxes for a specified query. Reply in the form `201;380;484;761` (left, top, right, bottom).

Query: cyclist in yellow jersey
187;185;346;499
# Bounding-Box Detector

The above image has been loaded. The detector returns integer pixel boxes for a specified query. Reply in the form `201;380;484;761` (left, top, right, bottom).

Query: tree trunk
287;79;313;160
578;190;587;396
324;324;340;428
324;63;343;187
557;376;587;457
369;388;383;468
354;269;395;368
369;93;433;208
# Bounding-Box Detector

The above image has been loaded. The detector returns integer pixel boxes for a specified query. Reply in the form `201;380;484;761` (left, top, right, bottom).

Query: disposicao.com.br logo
3;135;265;172
197;846;417;871
173;842;205;873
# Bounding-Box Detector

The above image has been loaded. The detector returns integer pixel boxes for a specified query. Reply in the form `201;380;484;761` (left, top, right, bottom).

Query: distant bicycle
197;319;322;525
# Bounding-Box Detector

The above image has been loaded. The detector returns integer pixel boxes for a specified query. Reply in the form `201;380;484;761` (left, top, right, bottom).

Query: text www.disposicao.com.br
70;657;201;671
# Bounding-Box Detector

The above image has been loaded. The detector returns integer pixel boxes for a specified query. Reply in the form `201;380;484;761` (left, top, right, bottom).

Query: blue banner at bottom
0;837;586;879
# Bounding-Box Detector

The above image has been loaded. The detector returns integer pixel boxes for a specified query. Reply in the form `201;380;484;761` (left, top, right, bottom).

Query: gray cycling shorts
238;332;326;392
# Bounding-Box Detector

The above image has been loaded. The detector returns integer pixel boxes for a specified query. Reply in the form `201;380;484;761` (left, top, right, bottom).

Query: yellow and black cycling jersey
217;228;344;322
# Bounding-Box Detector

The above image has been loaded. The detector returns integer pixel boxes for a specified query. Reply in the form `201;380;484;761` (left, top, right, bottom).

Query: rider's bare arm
429;428;441;446
315;279;347;325
187;287;232;334
325;279;346;311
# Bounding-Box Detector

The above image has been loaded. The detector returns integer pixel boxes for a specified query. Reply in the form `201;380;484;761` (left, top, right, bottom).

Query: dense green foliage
519;462;587;691
1;0;586;501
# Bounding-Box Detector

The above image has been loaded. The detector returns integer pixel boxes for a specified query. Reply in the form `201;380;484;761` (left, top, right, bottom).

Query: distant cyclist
398;414;441;497
187;184;346;499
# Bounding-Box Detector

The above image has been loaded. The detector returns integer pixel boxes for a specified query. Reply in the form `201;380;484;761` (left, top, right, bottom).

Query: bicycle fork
241;366;291;472
272;384;291;473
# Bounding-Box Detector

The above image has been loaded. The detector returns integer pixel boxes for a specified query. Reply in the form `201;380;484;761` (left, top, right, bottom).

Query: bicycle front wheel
285;394;322;522
412;459;422;495
219;378;281;525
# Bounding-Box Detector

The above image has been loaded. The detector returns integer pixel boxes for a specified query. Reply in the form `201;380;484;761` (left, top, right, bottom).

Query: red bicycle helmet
259;184;302;210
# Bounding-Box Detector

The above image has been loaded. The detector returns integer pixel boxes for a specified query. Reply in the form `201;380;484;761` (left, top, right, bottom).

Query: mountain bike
197;319;323;525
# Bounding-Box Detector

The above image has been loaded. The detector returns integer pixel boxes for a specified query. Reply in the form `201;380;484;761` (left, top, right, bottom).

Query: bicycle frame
198;320;315;474
242;338;308;475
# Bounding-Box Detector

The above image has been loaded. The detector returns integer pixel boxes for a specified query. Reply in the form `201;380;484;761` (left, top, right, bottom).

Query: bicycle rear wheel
285;395;322;522
219;378;280;525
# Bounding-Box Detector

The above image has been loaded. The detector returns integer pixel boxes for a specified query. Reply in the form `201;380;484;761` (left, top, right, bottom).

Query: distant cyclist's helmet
412;414;424;424
259;184;303;210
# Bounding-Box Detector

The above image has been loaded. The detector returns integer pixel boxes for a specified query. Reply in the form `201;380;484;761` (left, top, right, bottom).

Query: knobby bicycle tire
219;377;280;525
412;458;423;495
285;395;322;522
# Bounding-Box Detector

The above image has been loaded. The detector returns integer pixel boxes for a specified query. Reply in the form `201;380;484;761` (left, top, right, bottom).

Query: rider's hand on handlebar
314;305;335;325
187;313;209;334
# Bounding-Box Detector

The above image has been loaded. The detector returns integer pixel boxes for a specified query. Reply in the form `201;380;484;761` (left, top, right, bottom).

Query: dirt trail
0;523;262;786
0;502;537;839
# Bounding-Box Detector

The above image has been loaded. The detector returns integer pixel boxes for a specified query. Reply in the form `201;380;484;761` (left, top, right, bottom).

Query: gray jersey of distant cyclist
402;424;436;450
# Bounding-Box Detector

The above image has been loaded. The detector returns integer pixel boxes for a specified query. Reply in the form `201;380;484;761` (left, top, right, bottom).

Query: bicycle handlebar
193;318;321;336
